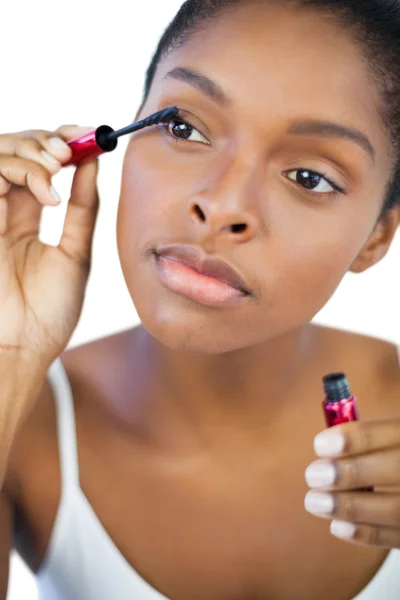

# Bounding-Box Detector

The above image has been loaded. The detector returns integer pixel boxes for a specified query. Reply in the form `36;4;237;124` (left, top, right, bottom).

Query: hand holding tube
303;372;400;550
0;125;101;486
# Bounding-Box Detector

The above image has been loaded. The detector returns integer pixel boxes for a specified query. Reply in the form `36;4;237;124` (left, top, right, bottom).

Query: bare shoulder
59;326;141;411
4;327;137;498
312;323;400;416
2;327;137;569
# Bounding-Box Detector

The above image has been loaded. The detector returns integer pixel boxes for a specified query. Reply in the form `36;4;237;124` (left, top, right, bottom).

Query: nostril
231;223;246;233
190;203;248;234
192;205;206;222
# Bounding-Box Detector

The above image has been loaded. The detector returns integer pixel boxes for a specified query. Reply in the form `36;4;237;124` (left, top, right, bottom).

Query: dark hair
141;0;400;220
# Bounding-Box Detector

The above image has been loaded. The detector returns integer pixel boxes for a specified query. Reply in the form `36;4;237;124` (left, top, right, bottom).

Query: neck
116;323;320;453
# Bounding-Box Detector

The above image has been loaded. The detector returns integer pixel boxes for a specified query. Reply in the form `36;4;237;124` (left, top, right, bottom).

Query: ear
350;205;400;273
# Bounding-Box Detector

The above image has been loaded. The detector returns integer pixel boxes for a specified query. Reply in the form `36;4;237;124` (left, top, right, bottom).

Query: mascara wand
63;106;179;167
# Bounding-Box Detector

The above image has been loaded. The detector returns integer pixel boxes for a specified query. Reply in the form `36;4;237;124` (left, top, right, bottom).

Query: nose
186;155;261;244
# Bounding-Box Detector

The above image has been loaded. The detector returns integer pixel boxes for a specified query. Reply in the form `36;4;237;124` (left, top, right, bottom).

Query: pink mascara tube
322;373;359;427
322;372;373;491
62;106;179;168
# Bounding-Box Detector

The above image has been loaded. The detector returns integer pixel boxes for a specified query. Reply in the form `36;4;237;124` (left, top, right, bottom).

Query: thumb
58;158;100;269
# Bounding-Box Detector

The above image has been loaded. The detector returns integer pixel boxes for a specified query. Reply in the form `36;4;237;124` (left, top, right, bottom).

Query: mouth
153;244;251;307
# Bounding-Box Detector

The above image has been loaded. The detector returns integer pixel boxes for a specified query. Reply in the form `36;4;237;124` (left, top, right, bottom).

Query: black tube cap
323;373;351;403
95;125;118;152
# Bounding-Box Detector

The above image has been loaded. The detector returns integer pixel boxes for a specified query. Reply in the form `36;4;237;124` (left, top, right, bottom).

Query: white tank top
36;348;400;600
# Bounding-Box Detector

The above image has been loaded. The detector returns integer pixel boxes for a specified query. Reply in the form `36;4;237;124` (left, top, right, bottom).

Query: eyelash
159;114;346;198
283;169;346;199
159;114;210;146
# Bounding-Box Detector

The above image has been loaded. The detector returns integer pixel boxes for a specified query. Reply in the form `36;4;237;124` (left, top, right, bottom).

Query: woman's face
117;2;394;354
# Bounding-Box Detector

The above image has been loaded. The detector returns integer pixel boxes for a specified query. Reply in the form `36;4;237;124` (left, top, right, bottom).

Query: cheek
116;136;368;352
118;147;164;230
117;150;168;268
117;137;192;236
262;226;358;325
116;140;192;305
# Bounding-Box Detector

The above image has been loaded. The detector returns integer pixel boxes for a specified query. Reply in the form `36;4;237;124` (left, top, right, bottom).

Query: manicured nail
304;491;335;515
314;430;345;457
49;137;70;151
41;150;60;165
305;460;336;488
49;186;62;204
330;520;356;539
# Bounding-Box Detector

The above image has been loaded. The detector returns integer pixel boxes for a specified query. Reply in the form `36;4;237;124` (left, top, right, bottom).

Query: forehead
155;2;390;161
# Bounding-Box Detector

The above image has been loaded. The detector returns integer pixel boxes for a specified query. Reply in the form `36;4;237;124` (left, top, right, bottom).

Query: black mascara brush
63;106;179;167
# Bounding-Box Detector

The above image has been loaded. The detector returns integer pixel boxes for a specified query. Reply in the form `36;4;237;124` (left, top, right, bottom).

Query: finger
0;130;62;154
0;156;61;206
5;185;44;244
313;418;400;459
0;126;95;167
0;133;24;152
0;197;8;236
0;175;12;197
0;184;43;241
330;520;400;548
305;489;400;528
58;158;99;269
305;447;400;491
54;125;95;139
39;126;95;164
13;137;62;174
0;133;62;174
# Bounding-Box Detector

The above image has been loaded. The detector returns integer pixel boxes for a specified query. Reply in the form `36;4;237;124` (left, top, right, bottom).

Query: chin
120;248;283;355
120;253;254;354
134;297;253;355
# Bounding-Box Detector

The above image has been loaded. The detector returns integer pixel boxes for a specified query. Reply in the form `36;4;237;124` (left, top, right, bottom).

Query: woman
0;0;400;598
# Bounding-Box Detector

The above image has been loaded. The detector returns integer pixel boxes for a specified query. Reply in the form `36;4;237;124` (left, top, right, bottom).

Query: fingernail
49;137;70;151
305;460;336;488
49;186;62;204
41;150;60;165
314;430;345;457
304;491;335;515
330;520;356;539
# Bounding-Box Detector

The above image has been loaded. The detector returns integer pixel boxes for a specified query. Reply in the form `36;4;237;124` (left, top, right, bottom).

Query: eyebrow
164;67;231;106
164;66;376;163
288;120;375;164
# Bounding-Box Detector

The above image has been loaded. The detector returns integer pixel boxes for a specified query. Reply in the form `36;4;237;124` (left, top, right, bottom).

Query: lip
154;244;251;294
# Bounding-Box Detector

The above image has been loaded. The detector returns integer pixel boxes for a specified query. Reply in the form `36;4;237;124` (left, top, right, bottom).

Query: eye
161;115;211;146
284;169;345;196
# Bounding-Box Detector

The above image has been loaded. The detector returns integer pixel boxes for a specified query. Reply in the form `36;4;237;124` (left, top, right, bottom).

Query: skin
118;2;397;356
3;3;400;600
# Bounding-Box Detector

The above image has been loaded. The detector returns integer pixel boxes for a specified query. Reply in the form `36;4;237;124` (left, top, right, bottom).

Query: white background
1;1;399;598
